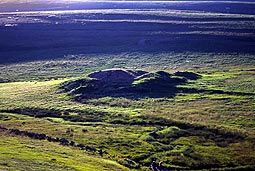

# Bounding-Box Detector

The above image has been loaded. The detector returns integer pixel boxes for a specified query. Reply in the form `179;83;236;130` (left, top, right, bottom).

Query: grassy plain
0;52;254;170
0;131;130;171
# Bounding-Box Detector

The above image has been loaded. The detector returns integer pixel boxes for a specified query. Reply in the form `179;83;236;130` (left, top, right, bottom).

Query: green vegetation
0;52;255;170
0;131;129;171
61;69;190;99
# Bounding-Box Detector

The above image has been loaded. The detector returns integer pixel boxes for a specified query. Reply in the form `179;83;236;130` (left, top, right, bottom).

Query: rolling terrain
0;53;254;170
0;1;255;63
0;1;255;171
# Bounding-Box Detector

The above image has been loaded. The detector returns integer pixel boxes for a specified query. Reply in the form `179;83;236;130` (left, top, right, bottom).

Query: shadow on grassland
61;69;255;101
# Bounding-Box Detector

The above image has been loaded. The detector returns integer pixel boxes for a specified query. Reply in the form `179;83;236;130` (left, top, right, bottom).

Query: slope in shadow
61;69;255;101
61;69;201;100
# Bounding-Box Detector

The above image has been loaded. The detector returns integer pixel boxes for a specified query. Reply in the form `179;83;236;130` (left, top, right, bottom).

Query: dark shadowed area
0;1;255;64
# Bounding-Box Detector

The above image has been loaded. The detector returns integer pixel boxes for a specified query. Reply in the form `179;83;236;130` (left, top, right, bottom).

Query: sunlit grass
0;133;130;171
0;52;254;170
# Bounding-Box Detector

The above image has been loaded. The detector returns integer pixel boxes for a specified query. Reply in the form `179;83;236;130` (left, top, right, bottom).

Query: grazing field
0;1;255;171
0;52;255;170
0;130;130;171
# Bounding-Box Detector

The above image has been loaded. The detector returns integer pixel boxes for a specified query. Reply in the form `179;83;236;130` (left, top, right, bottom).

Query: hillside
1;1;255;63
0;59;254;170
0;128;129;171
0;0;255;170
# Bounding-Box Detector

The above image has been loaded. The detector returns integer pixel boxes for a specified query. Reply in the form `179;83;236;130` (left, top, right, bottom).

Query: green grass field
0;52;254;170
0;131;130;171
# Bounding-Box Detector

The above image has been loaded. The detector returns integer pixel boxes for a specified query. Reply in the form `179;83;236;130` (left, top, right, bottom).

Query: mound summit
88;69;146;85
61;69;201;99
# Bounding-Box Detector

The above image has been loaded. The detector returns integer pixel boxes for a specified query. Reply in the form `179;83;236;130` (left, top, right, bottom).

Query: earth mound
88;69;144;85
61;69;201;99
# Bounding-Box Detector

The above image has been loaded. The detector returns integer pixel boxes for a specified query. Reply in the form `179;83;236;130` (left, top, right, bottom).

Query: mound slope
88;69;137;85
61;69;200;99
